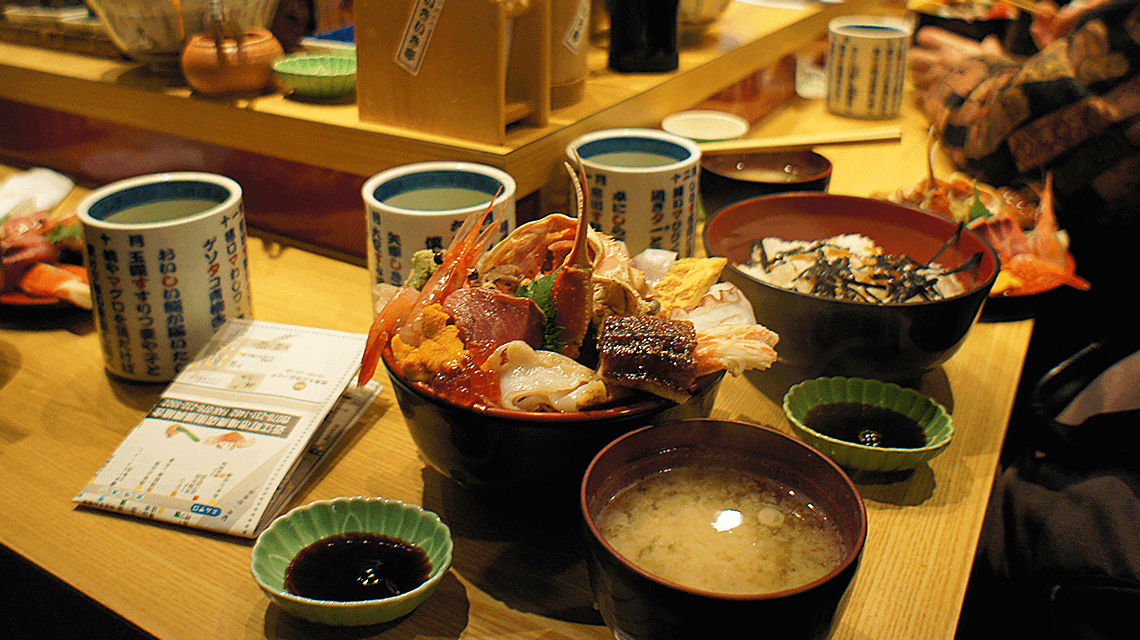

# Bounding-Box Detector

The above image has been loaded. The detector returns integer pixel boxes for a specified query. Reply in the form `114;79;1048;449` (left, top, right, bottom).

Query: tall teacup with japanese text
363;162;516;307
77;172;252;382
566;128;702;257
826;15;913;119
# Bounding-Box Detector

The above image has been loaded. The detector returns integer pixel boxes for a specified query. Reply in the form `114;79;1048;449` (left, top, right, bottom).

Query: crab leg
550;160;594;359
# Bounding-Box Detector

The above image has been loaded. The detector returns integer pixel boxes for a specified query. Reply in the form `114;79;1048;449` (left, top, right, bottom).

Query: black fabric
959;334;1140;639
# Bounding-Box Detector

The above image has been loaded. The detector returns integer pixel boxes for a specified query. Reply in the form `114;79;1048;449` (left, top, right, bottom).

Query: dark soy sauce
285;532;432;602
804;402;928;449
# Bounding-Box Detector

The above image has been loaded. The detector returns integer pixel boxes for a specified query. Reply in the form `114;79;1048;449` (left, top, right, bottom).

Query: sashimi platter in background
0;168;90;308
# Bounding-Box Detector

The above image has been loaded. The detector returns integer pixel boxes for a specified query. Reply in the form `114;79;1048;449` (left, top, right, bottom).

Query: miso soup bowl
700;149;832;217
581;419;867;640
703;193;999;382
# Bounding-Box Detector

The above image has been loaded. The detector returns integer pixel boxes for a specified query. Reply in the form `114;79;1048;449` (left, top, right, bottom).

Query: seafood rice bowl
360;171;783;493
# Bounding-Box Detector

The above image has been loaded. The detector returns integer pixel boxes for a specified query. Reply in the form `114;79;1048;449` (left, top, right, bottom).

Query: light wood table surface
0;86;1034;640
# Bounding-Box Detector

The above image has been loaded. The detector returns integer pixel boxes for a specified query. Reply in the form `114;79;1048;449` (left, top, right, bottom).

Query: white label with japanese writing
562;0;589;54
395;0;445;76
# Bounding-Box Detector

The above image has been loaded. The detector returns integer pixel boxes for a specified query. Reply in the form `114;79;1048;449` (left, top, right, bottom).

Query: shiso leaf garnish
516;270;567;351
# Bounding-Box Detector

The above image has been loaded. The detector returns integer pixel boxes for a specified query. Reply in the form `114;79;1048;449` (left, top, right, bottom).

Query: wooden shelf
0;0;874;201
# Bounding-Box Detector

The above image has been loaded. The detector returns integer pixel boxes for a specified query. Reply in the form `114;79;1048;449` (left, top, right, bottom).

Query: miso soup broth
592;450;846;595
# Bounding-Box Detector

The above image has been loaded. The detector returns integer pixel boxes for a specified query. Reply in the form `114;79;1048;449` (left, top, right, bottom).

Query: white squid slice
486;340;611;412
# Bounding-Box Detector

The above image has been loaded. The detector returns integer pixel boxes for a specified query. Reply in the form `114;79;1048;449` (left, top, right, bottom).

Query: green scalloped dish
272;53;357;99
782;377;954;472
251;496;452;626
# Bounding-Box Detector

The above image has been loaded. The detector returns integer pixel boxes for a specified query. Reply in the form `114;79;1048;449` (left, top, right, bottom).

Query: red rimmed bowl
385;358;723;496
704;193;999;382
581;419;867;640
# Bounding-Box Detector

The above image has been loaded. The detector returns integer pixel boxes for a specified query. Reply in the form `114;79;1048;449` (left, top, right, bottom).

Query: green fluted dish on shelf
782;376;954;472
250;496;452;626
272;53;357;99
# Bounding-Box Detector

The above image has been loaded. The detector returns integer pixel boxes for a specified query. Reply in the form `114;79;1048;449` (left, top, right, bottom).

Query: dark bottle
607;0;681;73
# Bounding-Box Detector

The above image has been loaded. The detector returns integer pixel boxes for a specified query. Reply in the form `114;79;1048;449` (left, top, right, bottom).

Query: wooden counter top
0;15;1036;636
0;109;1032;640
0;0;875;200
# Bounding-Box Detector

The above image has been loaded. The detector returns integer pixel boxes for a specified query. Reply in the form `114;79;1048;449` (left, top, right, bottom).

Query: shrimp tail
359;187;507;384
358;285;420;384
18;262;91;309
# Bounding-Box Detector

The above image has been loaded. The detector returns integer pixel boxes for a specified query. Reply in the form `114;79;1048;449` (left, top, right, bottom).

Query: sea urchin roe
284;532;431;602
804;402;927;449
594;463;845;595
738;234;966;303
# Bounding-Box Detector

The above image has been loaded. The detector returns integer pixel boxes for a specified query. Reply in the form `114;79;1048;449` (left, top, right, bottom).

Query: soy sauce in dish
284;532;431;601
804;402;927;449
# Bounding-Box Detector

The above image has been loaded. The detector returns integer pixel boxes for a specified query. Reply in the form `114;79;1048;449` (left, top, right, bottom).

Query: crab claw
550;161;594;359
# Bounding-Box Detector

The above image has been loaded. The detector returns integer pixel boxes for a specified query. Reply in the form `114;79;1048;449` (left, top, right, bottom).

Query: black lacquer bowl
700;150;832;219
581;419;867;640
704;193;999;382
385;357;723;497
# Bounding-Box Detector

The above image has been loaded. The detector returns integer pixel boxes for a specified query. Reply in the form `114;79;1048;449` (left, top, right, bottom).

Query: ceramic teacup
78;172;253;382
363;162;516;296
826;15;913;119
566;128;702;257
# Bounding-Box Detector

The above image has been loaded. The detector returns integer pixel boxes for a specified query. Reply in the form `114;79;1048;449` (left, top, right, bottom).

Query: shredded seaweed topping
752;238;978;304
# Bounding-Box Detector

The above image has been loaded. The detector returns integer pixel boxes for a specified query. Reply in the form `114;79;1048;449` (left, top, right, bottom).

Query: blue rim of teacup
829;15;915;38
568;128;701;173
362;162;516;215
78;172;241;229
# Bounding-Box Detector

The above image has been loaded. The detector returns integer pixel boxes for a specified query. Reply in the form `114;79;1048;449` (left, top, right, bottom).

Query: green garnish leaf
517;270;566;351
967;183;991;222
44;217;83;249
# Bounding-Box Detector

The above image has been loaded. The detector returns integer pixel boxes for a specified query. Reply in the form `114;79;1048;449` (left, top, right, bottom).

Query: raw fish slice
631;248;676;286
443;287;546;355
485;340;610;412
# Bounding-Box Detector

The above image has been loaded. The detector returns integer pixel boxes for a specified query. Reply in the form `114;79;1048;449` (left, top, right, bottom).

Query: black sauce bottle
607;0;681;73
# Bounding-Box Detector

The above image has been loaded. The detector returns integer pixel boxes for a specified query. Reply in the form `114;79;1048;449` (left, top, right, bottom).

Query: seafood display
737;234;970;303
886;172;1089;297
0;207;90;308
359;166;779;412
908;0;1019;22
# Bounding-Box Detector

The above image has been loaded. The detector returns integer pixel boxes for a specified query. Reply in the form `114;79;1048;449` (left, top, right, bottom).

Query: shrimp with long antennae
550;158;593;359
358;186;506;385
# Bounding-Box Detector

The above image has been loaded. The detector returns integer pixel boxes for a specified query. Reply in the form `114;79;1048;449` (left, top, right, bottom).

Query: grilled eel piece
597;315;697;404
